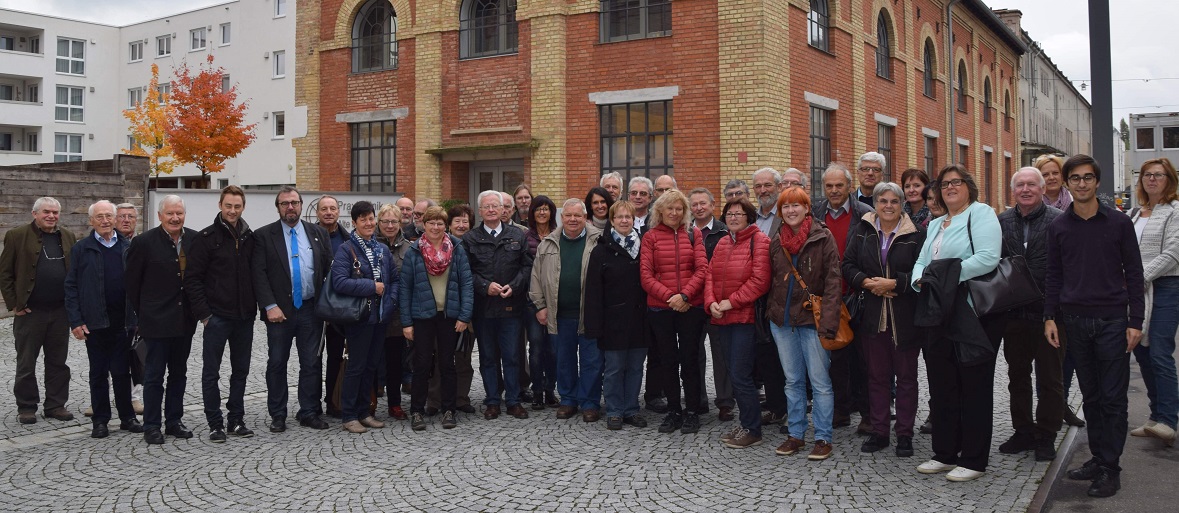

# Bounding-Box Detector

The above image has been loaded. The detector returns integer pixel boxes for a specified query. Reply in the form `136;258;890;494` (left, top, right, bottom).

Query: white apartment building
0;0;301;189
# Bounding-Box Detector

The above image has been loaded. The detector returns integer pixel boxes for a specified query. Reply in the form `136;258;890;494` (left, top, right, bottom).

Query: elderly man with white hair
600;172;624;201
752;167;783;235
856;152;888;207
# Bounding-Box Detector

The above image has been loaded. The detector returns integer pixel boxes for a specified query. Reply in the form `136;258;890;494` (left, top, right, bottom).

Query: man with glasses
1045;154;1144;498
654;175;677;199
782;168;807;191
463;191;534;420
114;203;145;415
252;186;334;433
856;152;887;207
628;176;655;234
115;203;139;239
723;179;750;204
412;199;436;236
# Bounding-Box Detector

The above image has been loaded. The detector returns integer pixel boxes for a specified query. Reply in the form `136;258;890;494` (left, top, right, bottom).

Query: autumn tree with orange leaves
165;54;256;187
123;63;176;178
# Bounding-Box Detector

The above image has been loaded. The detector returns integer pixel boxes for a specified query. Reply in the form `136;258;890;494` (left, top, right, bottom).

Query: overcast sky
3;0;1175;123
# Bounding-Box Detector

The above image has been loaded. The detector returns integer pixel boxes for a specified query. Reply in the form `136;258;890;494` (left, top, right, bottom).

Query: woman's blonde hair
649;189;689;229
1137;157;1179;207
1032;153;1064;173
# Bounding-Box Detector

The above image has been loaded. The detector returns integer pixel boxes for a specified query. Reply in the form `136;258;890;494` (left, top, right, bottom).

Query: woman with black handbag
331;201;397;434
842;182;926;457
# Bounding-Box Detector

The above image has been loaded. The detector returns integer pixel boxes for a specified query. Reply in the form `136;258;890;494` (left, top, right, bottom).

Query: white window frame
56;37;85;76
221;74;231;92
0;132;13;151
0;84;13;101
128;87;144;109
157;83;171;105
156;35;171;57
273;50;286;78
1137;127;1156;151
129;40;144;62
275;0;287;18
55;85;84;122
220;23;232;46
27;84;38;103
1164;126;1179;150
27;132;39;152
54;133;83;162
127;135;141;152
0;36;14;51
190;28;207;51
273;111;286;139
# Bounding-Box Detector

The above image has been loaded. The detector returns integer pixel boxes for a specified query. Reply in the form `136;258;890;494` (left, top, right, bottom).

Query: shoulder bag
788;260;853;351
315;244;372;324
965;214;1042;317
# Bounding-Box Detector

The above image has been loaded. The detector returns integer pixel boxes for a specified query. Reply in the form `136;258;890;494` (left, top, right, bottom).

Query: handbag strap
784;256;816;299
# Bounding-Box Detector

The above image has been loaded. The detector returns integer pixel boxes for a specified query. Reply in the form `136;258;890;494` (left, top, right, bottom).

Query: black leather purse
315;244;372;324
965;214;1042;317
844;290;865;329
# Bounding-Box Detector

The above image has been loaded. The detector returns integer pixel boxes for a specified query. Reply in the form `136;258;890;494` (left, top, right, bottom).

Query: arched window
983;77;993;122
875;11;891;79
1004;91;1012;131
460;0;518;59
600;0;671;42
808;0;829;51
922;39;936;97
351;0;398;72
957;61;968;112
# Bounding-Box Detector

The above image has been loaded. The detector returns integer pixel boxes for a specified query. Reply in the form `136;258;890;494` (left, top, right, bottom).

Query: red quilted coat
704;225;772;325
640;223;708;309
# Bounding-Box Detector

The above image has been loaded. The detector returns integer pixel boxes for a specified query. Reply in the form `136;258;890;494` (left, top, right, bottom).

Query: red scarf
779;216;812;255
418;235;453;276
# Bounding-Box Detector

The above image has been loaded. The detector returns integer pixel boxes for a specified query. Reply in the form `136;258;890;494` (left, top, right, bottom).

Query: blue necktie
290;227;302;309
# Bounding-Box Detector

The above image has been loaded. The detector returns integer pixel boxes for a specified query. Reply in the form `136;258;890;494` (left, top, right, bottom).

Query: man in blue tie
252;186;333;432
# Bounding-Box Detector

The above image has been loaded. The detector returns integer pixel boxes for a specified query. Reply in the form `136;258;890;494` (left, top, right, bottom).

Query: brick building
295;0;1024;209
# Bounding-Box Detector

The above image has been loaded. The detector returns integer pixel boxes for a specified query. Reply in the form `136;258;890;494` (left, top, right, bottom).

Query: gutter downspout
947;0;960;166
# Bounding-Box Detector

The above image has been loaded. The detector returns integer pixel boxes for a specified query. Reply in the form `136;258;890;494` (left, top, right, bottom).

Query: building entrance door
469;159;525;222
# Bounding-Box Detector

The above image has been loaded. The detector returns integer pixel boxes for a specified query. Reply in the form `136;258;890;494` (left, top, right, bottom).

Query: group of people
2;151;1173;499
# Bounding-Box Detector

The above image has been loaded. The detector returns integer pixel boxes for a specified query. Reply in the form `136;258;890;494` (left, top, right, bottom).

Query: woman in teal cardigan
910;165;1002;483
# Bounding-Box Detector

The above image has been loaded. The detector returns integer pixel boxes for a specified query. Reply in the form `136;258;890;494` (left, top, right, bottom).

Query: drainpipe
947;0;960;166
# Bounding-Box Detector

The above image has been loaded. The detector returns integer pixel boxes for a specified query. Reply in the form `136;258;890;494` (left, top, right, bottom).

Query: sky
3;0;1176;124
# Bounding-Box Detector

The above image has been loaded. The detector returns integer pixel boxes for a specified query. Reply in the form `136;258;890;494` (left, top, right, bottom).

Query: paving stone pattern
0;318;1069;512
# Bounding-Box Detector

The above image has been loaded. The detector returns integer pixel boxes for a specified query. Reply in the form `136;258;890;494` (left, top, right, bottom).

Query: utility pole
1089;0;1114;200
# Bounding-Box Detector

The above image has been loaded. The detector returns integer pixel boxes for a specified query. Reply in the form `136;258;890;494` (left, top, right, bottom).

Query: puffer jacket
640;223;708;308
398;234;474;325
766;220;842;338
842;213;926;348
528;226;602;334
378;230;410;333
704;225;771;325
997;203;1062;321
331;237;397;325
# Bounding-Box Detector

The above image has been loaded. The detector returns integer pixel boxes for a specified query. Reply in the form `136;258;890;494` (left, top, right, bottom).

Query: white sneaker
1130;420;1158;437
917;460;956;474
946;466;985;482
1146;422;1177;447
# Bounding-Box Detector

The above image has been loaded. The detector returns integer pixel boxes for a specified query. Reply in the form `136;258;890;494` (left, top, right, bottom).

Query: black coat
125;226;199;338
997;203;1061;321
842;214;926;349
914;258;994;366
583;228;648;351
251;220;333;319
64;231;133;331
185;213;256;322
461;223;533;318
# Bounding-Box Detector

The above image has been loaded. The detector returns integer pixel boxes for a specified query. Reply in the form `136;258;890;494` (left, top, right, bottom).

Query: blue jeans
715;324;761;437
142;335;193;431
769;322;833;442
201;315;254;429
341;323;387;422
553;317;603;410
527;313;556;395
1135;277;1179;430
476;316;522;407
1063;314;1130;471
264;301;325;422
603;348;647;418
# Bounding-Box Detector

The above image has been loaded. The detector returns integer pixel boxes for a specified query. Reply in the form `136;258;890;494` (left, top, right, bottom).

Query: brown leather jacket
766;220;842;339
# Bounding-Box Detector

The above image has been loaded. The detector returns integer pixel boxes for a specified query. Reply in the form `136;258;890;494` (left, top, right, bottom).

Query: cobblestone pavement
0;317;1072;512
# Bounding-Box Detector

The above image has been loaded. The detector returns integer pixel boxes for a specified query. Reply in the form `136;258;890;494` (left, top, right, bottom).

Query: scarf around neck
779;216;812;255
418;234;453;276
350;231;382;282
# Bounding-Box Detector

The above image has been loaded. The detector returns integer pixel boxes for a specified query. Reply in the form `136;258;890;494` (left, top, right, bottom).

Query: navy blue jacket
64;231;133;331
331;237;397;325
399;234;474;325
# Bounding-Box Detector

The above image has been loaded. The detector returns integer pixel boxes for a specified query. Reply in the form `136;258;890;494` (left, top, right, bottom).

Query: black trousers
384;334;407;407
927;316;1004;472
410;314;459;414
648;307;707;414
201;316;254;429
1003;318;1066;438
1062;314;1130;472
143;335;194;431
323;323;346;413
755;341;787;415
85;326;134;424
830;336;870;419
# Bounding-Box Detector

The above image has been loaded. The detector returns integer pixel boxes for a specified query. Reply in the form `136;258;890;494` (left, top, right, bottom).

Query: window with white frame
127;135;141;152
55;86;84;122
27;84;38;103
273;50;286;77
191;28;207;51
157;82;171;104
275;0;287;18
599;0;671;43
0;84;12;101
1137;127;1155;150
0;36;14;51
220;23;231;45
27;132;38;152
157;35;171;57
1164;127;1179;149
128;87;143;108
221;74;231;92
56;38;85;75
273;111;286;138
54;133;83;162
0;133;12;151
129;40;144;62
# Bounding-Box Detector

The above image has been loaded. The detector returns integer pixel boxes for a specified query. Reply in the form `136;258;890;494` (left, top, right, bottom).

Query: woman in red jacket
640;189;709;435
705;199;771;448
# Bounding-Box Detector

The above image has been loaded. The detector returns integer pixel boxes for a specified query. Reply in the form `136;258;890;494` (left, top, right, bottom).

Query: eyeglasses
858;167;883;174
1067;174;1097;185
724;212;746;218
479;205;502;211
378;220;399;225
92;213;114;220
940;179;966;189
724;190;747;198
278;200;302;208
782;180;803;188
1143;172;1167;182
412;212;425;218
629;190;650;197
424;221;446;227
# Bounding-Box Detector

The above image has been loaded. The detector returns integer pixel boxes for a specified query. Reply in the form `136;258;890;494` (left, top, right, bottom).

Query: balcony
0;124;42;157
0;73;43;105
0;23;44;57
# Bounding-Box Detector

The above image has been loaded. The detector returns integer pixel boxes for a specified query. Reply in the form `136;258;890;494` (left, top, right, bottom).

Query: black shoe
896;436;914;457
411;412;426;431
647;397;669;414
919;416;933;435
681;412;701;434
544;391;560;408
860;434;889;453
227;421;255;437
91;423;109;439
119;418;144;433
441;411;457;429
779;424;791;434
998;432;1037;454
165;423;193;439
208;428;227;443
457;404;476;414
623;415;648;428
1087;469;1120;498
144;429;165;445
607;416;623;430
1067;459;1102;481
1064;407;1086;428
269;418;287;433
531;395;546;411
832;414;851;428
299;416;329;430
1034;437;1057;461
520;389;534;403
657;412;683;433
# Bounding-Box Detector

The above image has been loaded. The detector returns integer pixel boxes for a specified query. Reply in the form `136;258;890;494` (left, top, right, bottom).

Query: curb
1026;411;1085;513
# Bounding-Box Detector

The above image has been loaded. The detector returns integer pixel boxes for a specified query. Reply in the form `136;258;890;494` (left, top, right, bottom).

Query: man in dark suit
125;195;199;445
252;186;333;432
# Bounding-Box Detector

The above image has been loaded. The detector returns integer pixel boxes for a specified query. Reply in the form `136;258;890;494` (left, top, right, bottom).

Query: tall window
810;106;832;201
275;0;287;18
55;86;83;122
127;87;143;108
221;74;231;92
600;100;673;181
350;121;397;192
600;0;671;43
221;23;232;45
352;0;398;72
0;133;12;151
0;85;11;101
157;35;171;57
956;61;968;112
129;40;144;62
273;112;286;138
983;78;992;123
958;144;968;166
1004;92;1012;132
190;28;207;51
1004;156;1013;206
460;0;518;59
983;151;993;204
875;12;891;79
924;136;937;176
54;133;82;162
27;132;39;152
808;0;829;51
56;38;85;75
923;40;936;98
273;50;286;78
877;124;894;181
157;82;171;105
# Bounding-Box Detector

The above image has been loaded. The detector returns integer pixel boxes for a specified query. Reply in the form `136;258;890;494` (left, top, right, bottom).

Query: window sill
272;136;286;140
598;32;672;45
922;92;936;100
156;54;172;59
272;75;286;80
808;44;836;58
189;47;206;53
0;150;41;156
876;74;895;83
54;72;86;77
0;99;42;106
459;51;519;62
351;66;399;75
